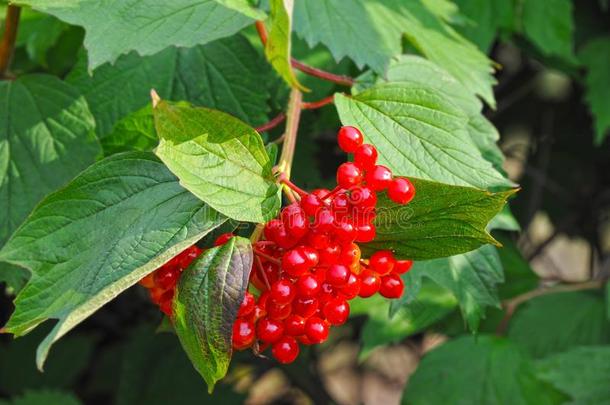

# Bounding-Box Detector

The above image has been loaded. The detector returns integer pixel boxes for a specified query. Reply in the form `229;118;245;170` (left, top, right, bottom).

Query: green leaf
66;35;271;138
579;36;610;145
489;205;520;232
403;335;565;405
0;74;101;249
451;0;515;51
335;83;511;190
101;105;157;155
213;0;266;19
606;281;610;320
0;152;226;368
173;237;252;391
116;325;245;405
0;263;29;296
395;245;504;331
508;291;610;358
520;0;576;62
0;326;94;395
355;283;457;360
17;0;255;69
0;390;82;405
294;0;496;105
494;234;536;299
264;0;306;90
362;178;513;260
535;346;610;405
15;9;68;66
153;99;281;223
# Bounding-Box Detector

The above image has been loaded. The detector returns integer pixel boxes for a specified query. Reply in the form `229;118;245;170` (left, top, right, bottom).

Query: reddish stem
321;186;343;201
302;95;336;110
0;5;21;78
255;21;268;45
256;113;286;133
255;256;272;291
279;173;308;196
254;248;281;265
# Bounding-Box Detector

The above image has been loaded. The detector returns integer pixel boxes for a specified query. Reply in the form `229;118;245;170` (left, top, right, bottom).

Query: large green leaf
508;291;610;358
0;74;101;248
101;106;157;155
451;0;515;52
335;83;511;190
393;245;504;331
352;283;457;360
535;346;610;405
520;0;576;62
294;0;496;105
403;335;565;405
264;0;305;90
66;35;271;138
0;390;82;405
579;37;610;145
0;152;226;368
153;99;281;223
16;0;256;69
173;237;252;391
362;178;512;260
15;9;68;66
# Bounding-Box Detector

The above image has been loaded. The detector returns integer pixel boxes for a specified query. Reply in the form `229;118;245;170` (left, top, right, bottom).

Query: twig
277;88;303;180
302;95;337;110
0;5;21;79
255;113;286;133
496;279;605;334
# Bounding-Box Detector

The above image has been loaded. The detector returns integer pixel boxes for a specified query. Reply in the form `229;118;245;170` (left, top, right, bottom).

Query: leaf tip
150;89;161;108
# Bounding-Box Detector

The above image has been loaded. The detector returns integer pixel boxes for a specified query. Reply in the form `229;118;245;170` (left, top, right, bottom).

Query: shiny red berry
232;318;255;350
154;266;180;290
267;302;292;320
296;274;321;297
326;264;350;287
305;317;329;344
331;193;350;219
394;259;413;274
370;250;395;276
359;269;381;297
337;163;363;188
264;219;296;249
334;220;357;242
379;274;404;299
388;178;416;204
284;314;306;336
354;144;378;170
257;317;285;343
319;243;341;266
365;165;393;191
312;207;335;233
214;232;234;246
270;279;296;305
281;203;309;239
293;297;319;318
337;126;364;153
355;222;376;243
272;336;300;364
340;273;361;299
348;186;377;209
301;193;323;216
238;292;256;317
338;243;361;267
306;231;331;250
282;246;318;277
323;298;350;325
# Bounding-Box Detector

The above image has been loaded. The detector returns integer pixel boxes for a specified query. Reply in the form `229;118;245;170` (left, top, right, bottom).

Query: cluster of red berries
140;127;416;365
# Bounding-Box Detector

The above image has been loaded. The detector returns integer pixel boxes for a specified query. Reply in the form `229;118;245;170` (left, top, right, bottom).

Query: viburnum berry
354;143;378;170
154;266;180;290
281;203;309;239
340;273;361;299
256;318;284;343
337;126;364;153
319;243;341;266
355;222;376;243
394;259;413;274
306;231;330;250
338;242;361;267
312;207;335;233
326;264;350;287
388;177;416;205
267;302;292;320
323;298;350;325
238;292;256;317
337;163;363;188
365;165;393;191
214;232;234;246
293;297;319;318
305;317;330;344
284;314;306;336
348;185;377;209
272;336;300;364
359;269;381;298
334;220;357;242
296;274;321;297
379;274;404;299
300;193;323;216
270;279;296;305
282;246;317;277
369;250;395;276
233;318;255;350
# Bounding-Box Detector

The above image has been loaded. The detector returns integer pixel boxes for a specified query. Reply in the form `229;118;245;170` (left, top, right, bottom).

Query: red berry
293;297;319;318
175;245;202;268
301;193;323;217
270;279;296;305
348;186;377;209
267;302;292;320
281;203;309;239
388;178;416;204
365;165;393;191
305;317;329;344
296;274;321;297
312;207;335;233
272;336;300;364
359;269;381;297
257;317;285;343
369;250;395;276
379;274;404;299
337;163;363;188
354;144;378;170
331;193;350;219
139;273;156;288
326;264;350;287
355;222;376;243
214;232;234;246
232;318;255;350
334;220;357;242
238;292;256;317
284;315;306;336
154;266;180;290
337;126;364;153
323;298;350;325
319;243;341;266
264;219;296;249
338;243;361;267
394;259;413;274
249;304;267;323
340;273;361;299
306;231;330;250
282;246;318;277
